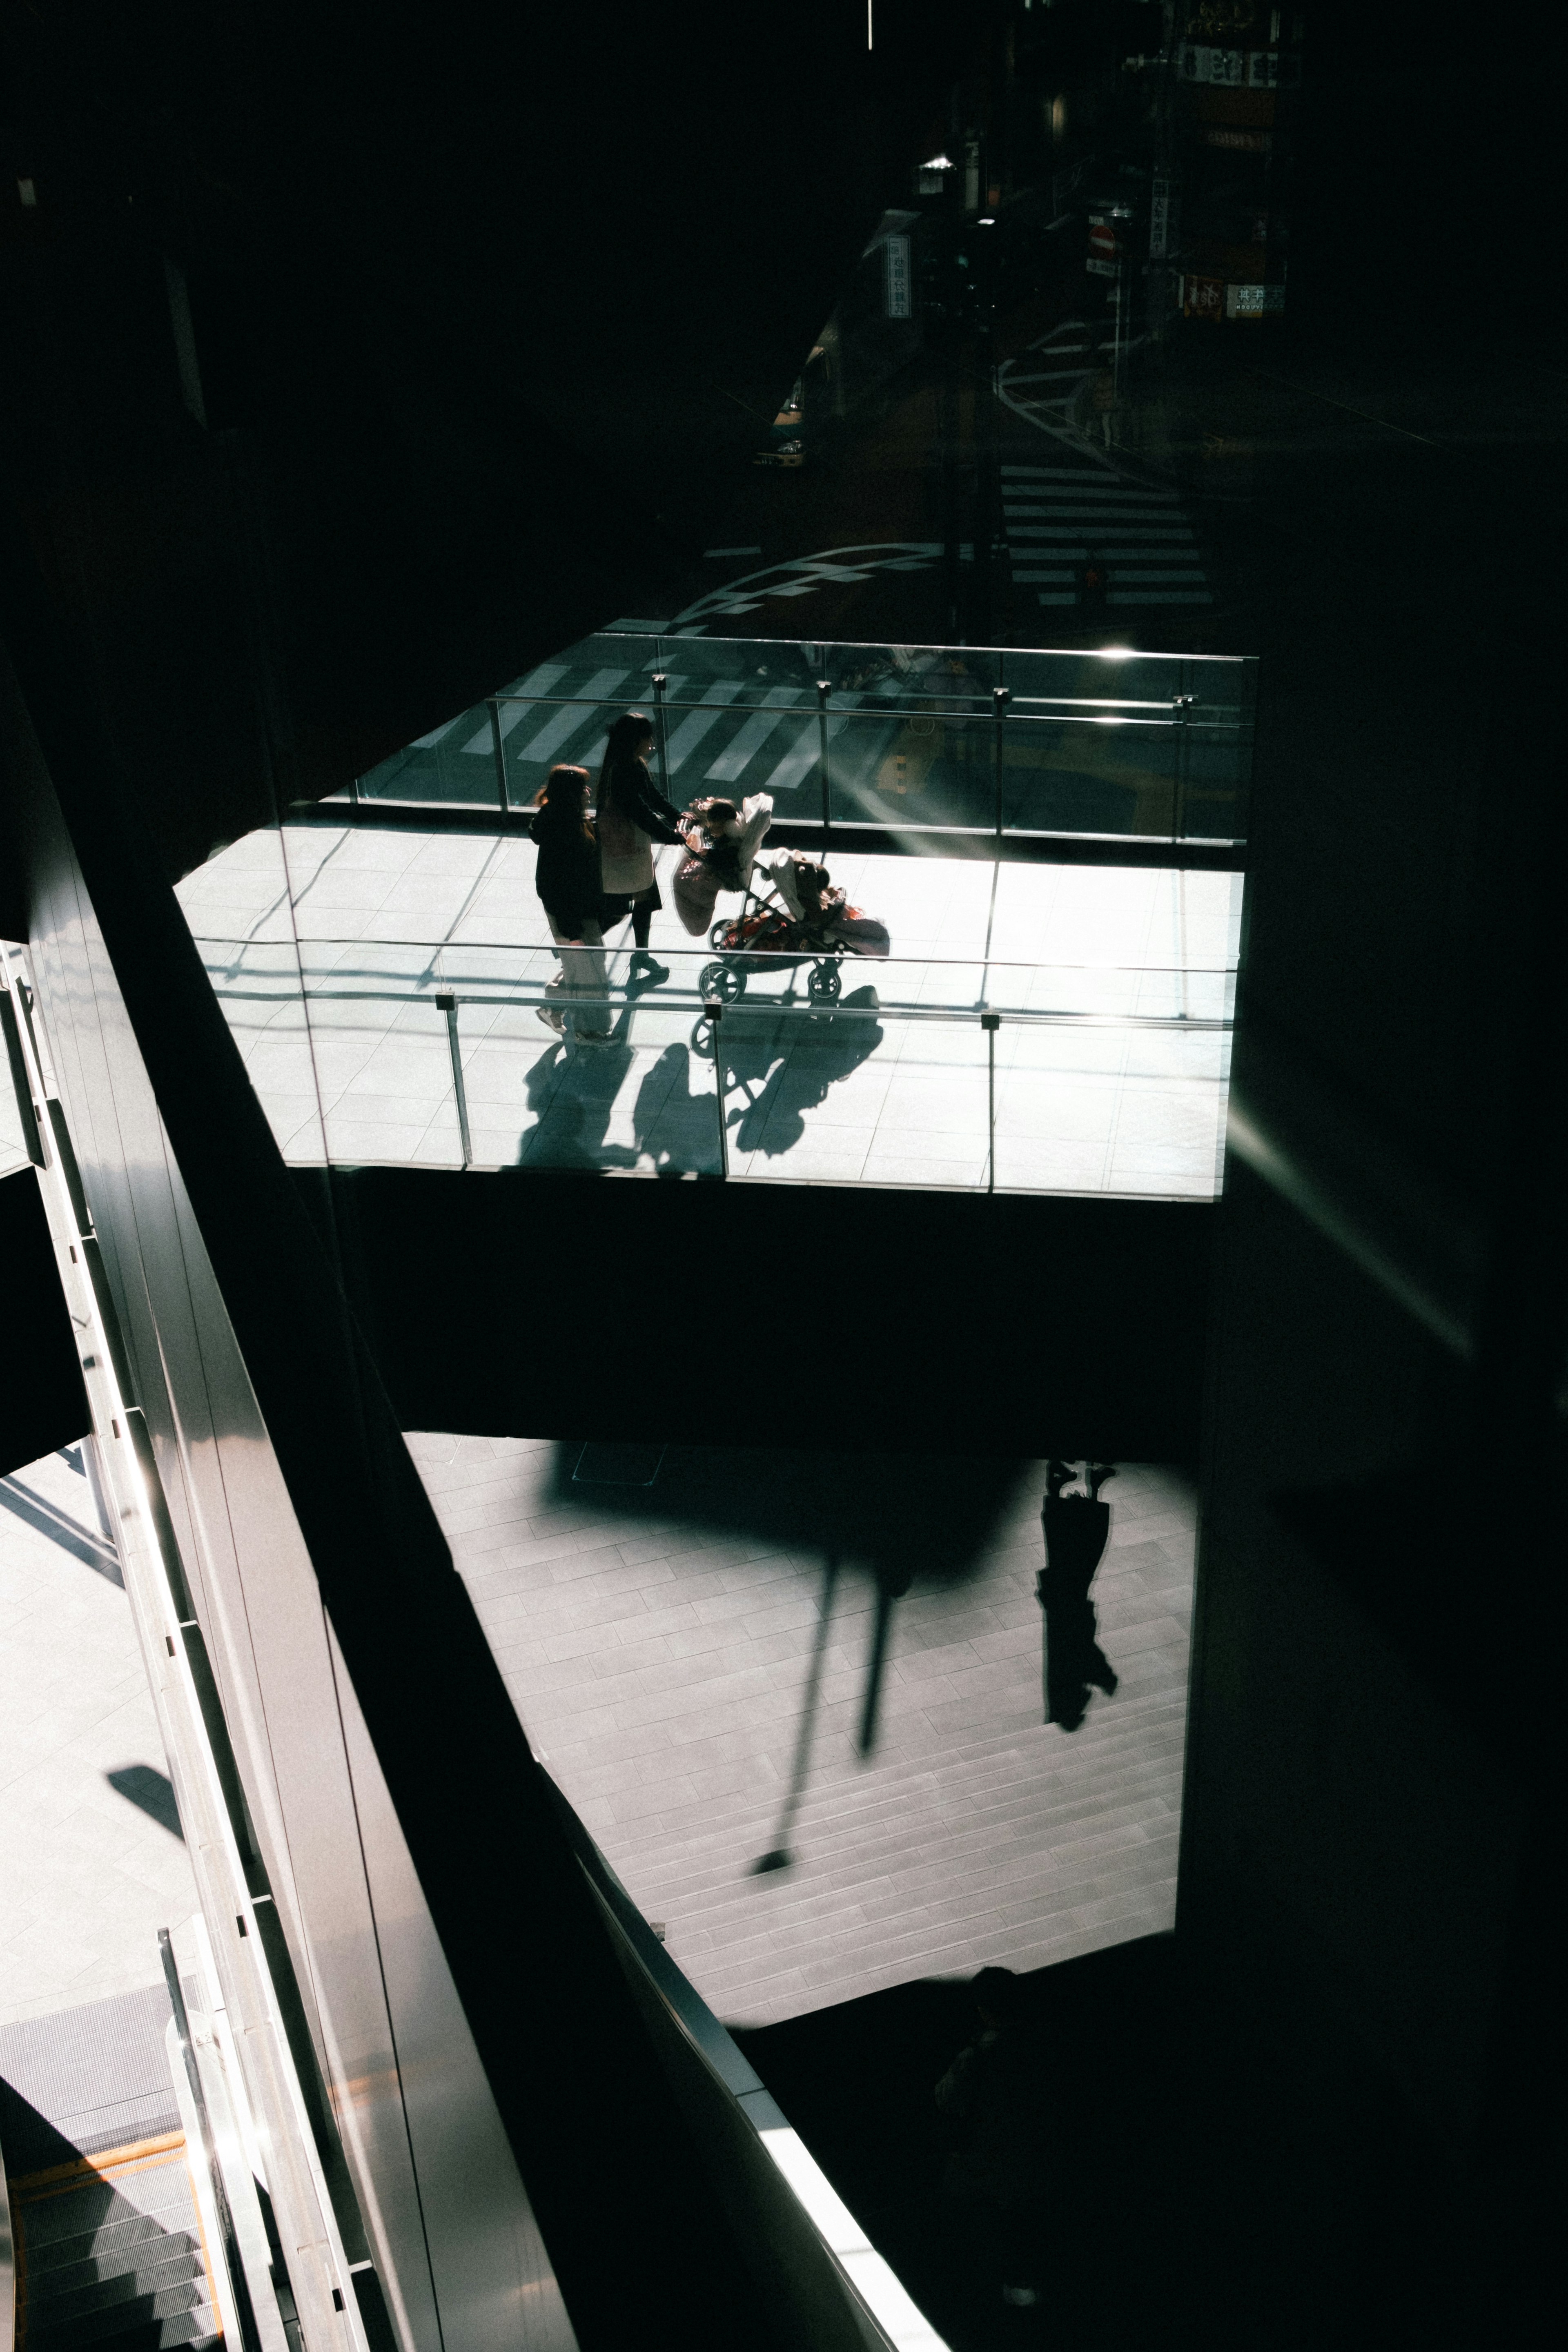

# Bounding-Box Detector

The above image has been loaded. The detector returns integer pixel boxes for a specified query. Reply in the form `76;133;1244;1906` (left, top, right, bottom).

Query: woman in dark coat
595;710;686;982
530;764;611;1041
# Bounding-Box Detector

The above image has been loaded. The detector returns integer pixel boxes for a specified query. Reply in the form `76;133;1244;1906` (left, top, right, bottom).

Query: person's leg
539;920;570;1032
576;918;611;1036
629;891;669;980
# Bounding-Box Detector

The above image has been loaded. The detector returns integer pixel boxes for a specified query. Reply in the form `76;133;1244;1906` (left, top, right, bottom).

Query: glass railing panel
496;690;621;806
817;641;1002;710
1169;718;1250;843
717;993;992;1190
657;635;820;696
991;1007;1232;1199
1001;706;1181;839
824;709;992;830
356;700;499;808
300;994;465;1168
1002;646;1193;709
176;819;330;1166
435;969;724;1171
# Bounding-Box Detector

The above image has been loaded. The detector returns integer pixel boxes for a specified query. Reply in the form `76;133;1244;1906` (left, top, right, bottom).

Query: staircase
10;2139;219;2352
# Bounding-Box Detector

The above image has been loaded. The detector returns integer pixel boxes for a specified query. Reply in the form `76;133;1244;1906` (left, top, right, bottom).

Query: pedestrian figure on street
1038;1461;1118;1732
935;1967;1051;2316
1078;548;1109;614
596;711;687;980
1091;367;1115;448
530;763;612;1042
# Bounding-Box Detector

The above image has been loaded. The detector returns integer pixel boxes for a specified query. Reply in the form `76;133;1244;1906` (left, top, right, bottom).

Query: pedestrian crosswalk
997;321;1214;612
353;624;1240;840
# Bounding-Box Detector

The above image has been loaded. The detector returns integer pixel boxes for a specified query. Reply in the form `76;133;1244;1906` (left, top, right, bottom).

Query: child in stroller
702;846;891;1003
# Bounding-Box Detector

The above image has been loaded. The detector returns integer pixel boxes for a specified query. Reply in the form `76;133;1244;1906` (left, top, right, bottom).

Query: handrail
536;1768;950;2352
482;689;1245;728
190;933;1232;980
1;2114;14;2352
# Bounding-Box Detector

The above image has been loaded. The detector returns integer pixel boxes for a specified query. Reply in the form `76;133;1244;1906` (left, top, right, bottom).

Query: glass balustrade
185;932;1233;1200
347;632;1255;847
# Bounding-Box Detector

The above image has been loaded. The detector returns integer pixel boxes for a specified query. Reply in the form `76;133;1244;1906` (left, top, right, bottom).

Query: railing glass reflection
191;935;1233;1201
350;633;1255;847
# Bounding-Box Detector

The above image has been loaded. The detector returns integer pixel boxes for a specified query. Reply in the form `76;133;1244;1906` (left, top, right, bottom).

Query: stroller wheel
709;920;733;949
806;962;842;1003
698;960;745;1001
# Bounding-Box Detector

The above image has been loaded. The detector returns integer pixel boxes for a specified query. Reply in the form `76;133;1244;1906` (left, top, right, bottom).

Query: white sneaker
572;1029;613;1045
535;1004;566;1035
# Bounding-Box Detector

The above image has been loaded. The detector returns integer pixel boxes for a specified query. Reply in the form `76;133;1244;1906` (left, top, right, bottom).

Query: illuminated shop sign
1182;276;1285;322
1180;45;1301;86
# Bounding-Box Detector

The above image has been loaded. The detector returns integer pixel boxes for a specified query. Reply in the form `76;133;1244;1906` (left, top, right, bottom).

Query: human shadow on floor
517;1037;637;1171
631;1042;724;1174
1038;1461;1118;1733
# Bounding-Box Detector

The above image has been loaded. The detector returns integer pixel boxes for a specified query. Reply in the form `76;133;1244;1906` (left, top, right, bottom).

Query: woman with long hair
529;763;611;1042
595;710;687;981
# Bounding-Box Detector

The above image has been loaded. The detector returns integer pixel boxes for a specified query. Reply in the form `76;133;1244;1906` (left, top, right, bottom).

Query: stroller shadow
724;986;884;1158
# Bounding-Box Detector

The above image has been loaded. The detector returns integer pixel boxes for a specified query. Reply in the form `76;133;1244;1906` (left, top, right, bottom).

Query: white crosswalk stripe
996;321;1214;610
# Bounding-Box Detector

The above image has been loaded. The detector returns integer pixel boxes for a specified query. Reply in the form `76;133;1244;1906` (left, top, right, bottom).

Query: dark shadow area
737;1934;1473;2352
0;1472;123;1584
544;1441;1044;1770
105;1764;184;1840
0;1168;89;1479
0;2080;84;2176
303;1166;1214;1461
543;1441;1033;1594
573;1443;667;1488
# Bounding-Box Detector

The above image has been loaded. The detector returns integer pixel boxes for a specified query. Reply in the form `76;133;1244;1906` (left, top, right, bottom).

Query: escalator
7;2138;218;2352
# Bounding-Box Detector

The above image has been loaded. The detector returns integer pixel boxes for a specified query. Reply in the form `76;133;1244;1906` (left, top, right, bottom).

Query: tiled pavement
0;1452;197;2027
410;1434;1195;2027
176;825;1238;1198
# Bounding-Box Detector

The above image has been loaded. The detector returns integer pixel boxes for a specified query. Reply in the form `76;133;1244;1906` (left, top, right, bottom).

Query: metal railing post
1171;690;1195;845
706;1000;728;1178
651;673;670;802
992;685;1011;838
816;678;832;837
982;1011;1000;1192
437;993;472;1168
488;698;508;815
347;771;361;807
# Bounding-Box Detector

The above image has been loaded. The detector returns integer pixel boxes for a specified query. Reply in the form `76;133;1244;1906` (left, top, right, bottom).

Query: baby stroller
698;849;889;1006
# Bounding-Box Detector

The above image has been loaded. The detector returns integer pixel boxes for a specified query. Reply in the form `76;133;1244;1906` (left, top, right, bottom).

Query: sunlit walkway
177;824;1239;1198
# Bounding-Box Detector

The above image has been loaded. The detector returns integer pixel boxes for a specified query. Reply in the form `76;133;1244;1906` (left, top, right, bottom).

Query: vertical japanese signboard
883;233;912;319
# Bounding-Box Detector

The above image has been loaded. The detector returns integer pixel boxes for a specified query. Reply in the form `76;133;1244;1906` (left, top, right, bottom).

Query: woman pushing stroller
595;710;690;982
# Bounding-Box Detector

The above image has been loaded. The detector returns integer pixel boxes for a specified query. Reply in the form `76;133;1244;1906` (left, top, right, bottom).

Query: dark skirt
598;878;662;927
